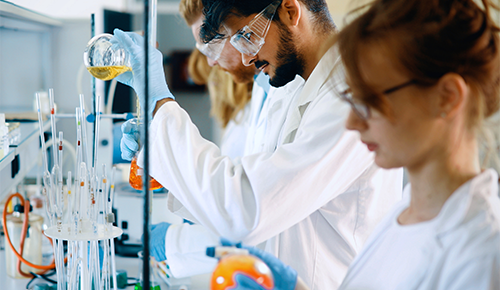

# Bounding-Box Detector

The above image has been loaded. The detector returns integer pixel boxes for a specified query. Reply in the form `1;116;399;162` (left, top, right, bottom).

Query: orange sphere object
211;254;274;290
129;156;162;190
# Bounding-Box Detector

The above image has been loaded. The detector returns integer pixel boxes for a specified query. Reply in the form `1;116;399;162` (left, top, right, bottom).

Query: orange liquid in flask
129;156;162;190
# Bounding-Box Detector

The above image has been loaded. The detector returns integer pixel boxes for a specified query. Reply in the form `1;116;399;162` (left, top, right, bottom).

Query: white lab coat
141;45;403;289
162;80;269;277
339;169;500;290
219;102;251;159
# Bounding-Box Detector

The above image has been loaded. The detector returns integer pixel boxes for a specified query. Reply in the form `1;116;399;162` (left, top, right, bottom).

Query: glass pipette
57;131;64;229
66;171;72;225
49;88;58;167
79;94;90;167
36;93;54;226
93;95;101;170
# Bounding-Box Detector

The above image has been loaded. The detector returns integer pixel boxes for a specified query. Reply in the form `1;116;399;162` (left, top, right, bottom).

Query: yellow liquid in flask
87;65;131;81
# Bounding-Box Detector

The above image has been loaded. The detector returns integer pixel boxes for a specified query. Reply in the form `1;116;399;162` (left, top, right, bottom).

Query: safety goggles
229;0;282;56
195;25;230;61
196;38;227;61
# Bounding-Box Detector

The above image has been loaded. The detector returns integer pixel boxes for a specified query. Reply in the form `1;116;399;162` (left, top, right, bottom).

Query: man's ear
436;73;468;119
281;0;301;27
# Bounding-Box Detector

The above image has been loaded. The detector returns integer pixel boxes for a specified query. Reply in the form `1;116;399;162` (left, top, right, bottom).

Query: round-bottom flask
211;254;274;290
84;33;132;81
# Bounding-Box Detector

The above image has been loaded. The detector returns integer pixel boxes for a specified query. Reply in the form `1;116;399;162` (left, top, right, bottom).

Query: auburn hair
338;0;500;130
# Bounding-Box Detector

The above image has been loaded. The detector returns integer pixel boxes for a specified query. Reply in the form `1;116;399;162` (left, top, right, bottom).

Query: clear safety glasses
195;25;231;61
230;0;282;56
195;37;227;61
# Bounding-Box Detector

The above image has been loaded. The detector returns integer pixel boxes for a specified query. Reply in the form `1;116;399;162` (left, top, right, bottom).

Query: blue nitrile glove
143;222;171;262
233;274;271;290
220;238;298;290
120;118;140;161
111;28;174;120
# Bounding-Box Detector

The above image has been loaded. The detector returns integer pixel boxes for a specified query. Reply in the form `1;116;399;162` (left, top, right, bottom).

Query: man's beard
269;23;305;88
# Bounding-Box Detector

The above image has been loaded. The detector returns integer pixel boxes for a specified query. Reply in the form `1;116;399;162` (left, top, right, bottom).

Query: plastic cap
30;196;44;208
13;203;33;213
206;247;216;257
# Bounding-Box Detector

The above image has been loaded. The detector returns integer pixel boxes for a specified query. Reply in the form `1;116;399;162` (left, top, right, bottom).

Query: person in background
113;0;403;287
186;48;253;159
237;0;500;289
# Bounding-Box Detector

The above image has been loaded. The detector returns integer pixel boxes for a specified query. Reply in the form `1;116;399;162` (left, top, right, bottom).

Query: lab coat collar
298;44;342;107
279;44;343;144
405;169;499;239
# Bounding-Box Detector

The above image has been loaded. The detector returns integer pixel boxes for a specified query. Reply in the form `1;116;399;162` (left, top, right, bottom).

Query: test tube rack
37;90;122;290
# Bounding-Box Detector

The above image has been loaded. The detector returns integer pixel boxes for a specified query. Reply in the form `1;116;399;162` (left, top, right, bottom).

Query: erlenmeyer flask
127;118;163;191
83;33;132;81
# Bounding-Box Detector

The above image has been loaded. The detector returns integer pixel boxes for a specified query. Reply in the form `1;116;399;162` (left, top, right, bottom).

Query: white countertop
0;249;211;290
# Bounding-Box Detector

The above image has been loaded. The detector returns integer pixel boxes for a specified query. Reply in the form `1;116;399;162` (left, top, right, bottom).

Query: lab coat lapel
280;45;341;144
403;169;499;288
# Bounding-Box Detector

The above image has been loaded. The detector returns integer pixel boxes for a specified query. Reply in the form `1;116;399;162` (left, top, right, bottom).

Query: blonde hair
187;48;252;128
179;0;203;26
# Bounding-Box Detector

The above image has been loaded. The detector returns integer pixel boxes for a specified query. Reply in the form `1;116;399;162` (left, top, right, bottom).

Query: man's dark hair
200;0;334;43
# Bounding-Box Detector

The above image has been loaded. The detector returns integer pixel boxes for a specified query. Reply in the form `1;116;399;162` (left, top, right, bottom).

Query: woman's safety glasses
339;89;372;120
339;79;416;120
229;0;282;56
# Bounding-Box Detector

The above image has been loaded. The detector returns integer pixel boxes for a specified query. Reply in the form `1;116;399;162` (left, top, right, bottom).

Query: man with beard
111;0;403;288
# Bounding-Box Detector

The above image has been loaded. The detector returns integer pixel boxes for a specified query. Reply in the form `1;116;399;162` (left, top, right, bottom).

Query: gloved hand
220;238;298;290
120;118;140;161
111;28;174;120
145;222;171;262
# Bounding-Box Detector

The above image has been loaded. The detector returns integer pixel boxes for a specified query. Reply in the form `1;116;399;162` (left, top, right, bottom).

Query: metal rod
143;0;151;289
53;113;136;120
91;13;97;168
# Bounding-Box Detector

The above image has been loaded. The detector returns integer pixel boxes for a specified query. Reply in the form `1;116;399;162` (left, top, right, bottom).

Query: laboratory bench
0;121;49;199
0;123;211;289
0;249;211;290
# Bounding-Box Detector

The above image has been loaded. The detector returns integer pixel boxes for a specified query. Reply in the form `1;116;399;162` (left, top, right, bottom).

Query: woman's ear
281;0;301;27
436;73;468;119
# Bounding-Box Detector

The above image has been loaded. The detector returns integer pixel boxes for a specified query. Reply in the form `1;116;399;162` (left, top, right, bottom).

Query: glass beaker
4;212;43;279
83;33;131;81
135;251;161;290
128;119;162;191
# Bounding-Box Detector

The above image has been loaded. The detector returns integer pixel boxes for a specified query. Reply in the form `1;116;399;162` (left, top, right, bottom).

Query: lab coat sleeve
164;223;219;278
144;94;373;245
